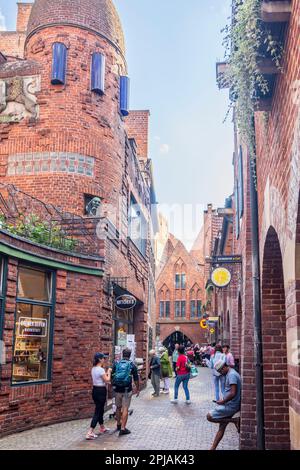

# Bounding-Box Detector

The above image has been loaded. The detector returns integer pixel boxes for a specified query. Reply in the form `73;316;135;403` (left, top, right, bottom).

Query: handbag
190;365;198;378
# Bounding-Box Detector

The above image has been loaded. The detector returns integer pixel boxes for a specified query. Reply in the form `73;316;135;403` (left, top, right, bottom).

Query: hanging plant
221;0;283;186
0;213;77;252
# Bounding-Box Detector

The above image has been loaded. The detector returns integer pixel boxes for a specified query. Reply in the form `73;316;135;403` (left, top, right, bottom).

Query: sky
0;0;234;249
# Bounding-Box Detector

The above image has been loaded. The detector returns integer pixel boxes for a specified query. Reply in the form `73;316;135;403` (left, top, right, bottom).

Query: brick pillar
262;227;290;449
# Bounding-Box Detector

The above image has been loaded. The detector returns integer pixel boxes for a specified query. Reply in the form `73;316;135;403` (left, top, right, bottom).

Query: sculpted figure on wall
0;75;41;122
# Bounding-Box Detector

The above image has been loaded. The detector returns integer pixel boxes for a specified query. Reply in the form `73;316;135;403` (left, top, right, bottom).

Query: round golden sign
210;328;215;334
211;267;231;288
200;319;207;329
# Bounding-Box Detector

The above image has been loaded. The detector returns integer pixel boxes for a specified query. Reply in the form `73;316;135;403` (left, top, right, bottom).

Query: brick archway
262;226;290;449
159;323;205;347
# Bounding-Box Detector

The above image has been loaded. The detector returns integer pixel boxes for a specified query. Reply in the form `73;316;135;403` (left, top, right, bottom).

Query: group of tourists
86;341;241;450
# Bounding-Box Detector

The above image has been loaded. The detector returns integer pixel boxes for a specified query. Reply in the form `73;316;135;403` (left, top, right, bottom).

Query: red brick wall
16;3;33;32
125;110;150;163
0;32;26;59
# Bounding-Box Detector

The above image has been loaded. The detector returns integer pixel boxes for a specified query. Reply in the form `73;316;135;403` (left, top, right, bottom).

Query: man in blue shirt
207;359;241;450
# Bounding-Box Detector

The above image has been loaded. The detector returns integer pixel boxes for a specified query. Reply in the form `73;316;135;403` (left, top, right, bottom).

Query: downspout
249;121;265;450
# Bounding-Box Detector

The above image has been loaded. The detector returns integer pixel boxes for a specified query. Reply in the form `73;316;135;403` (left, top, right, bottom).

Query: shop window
91;52;105;95
51;42;67;85
12;266;55;385
120;76;130;116
129;195;147;256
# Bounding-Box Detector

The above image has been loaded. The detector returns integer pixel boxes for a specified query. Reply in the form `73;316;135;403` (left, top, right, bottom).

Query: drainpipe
248;123;265;450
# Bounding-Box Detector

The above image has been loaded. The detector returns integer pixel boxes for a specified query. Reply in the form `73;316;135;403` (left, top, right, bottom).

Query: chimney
125;110;150;164
16;3;33;32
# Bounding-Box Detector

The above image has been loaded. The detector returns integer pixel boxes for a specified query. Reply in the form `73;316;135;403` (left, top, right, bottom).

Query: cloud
159;144;170;155
0;9;6;31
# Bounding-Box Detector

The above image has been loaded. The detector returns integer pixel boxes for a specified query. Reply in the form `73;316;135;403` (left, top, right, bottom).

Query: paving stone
0;368;239;450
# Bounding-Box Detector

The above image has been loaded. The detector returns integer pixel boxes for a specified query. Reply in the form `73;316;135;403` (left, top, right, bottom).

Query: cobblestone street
0;368;239;450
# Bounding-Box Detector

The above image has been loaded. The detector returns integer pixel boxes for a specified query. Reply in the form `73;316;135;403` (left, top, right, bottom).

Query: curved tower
3;0;129;216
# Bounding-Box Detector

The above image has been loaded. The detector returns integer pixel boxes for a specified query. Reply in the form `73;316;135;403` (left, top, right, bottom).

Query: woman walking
209;345;226;401
171;346;191;404
86;352;112;440
159;346;172;394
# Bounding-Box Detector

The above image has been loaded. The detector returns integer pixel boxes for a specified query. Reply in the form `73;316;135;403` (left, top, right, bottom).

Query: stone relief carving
0;75;41;123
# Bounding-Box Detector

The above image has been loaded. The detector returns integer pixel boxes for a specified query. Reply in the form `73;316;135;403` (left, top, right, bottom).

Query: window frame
175;300;181;318
51;42;68;86
128;195;148;257
181;301;186;318
165;301;170;318
11;263;56;387
190;300;196;318
159;301;165;318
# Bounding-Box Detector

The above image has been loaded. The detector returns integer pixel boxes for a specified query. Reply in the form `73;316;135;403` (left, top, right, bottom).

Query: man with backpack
111;348;140;436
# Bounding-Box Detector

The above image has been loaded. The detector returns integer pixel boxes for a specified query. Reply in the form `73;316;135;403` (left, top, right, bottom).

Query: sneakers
86;431;98;440
98;426;110;434
162;390;170;394
119;428;131;436
186;400;192;405
170;399;178;404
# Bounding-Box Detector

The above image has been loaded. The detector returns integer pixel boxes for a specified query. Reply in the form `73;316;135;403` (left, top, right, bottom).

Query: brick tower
2;0;129;218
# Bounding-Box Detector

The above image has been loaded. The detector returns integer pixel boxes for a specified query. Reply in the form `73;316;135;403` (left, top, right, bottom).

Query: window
165;301;170;318
175;273;186;289
129;196;147;256
91;52;105;95
190;300;196;318
120;76;130;116
159;301;164;318
0;257;6;346
12;266;55;385
51;43;67;85
175;301;180;317
181;301;186;318
235;181;240;239
197;300;202;318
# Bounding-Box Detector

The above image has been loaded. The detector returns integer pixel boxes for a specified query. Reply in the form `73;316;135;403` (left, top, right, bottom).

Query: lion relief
0;75;41;122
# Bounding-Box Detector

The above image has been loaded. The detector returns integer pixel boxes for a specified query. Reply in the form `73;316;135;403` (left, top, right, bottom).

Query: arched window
159;286;170;318
190;285;202;318
51;42;67;85
174;259;186;289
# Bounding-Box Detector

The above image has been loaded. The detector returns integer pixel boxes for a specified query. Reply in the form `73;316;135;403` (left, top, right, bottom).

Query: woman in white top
86;352;112;440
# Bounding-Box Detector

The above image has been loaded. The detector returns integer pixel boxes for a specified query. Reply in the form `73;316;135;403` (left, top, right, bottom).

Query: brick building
0;0;158;436
213;0;300;450
156;232;207;348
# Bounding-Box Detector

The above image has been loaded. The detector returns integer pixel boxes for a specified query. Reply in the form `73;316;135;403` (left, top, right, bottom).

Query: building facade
214;0;300;450
156;234;206;348
0;0;157;436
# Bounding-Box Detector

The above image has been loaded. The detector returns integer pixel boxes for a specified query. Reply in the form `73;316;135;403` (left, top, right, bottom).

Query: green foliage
0;213;77;252
221;0;283;175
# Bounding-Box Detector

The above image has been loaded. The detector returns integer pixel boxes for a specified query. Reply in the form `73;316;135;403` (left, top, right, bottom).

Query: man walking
149;349;161;397
207;359;241;450
112;348;140;436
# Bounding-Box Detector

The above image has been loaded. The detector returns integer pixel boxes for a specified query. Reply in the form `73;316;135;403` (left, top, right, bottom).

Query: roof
27;0;125;56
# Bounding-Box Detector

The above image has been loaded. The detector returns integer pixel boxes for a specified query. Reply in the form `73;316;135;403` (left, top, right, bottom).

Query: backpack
112;360;132;388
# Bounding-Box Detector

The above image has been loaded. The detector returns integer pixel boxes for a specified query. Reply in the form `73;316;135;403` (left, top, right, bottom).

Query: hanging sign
200;319;207;329
211;267;232;288
115;294;136;310
210;328;215;334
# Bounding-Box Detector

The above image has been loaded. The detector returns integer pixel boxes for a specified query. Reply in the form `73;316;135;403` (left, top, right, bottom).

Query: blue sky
0;0;234;248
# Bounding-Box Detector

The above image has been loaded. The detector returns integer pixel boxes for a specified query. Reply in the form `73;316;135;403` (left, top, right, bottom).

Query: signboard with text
18;317;47;338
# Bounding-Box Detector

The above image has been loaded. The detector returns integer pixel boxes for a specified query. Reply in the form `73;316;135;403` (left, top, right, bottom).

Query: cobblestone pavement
0;368;239;450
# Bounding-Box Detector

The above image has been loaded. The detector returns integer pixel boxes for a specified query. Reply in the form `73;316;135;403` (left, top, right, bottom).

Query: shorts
115;391;133;410
209;405;240;420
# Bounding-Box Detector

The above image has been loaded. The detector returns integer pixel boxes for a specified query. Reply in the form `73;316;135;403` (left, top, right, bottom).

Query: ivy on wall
221;0;283;186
